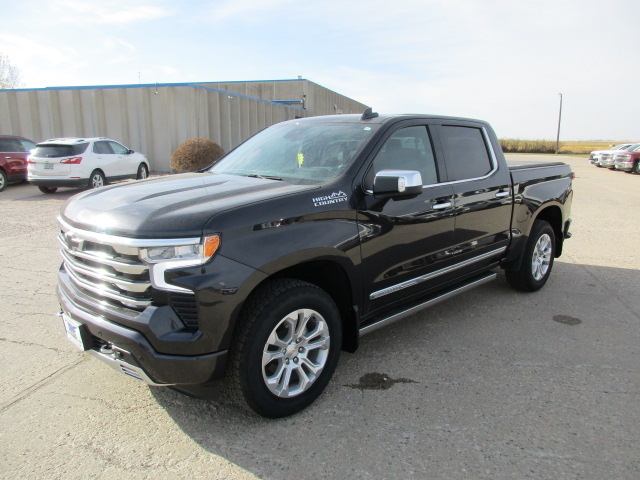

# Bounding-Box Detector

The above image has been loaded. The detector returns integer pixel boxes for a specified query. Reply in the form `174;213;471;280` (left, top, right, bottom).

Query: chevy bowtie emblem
65;232;84;252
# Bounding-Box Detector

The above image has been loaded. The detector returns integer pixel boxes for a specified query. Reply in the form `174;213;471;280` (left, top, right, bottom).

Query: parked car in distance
613;145;640;174
0;135;37;192
600;144;640;169
589;144;633;166
28;137;150;194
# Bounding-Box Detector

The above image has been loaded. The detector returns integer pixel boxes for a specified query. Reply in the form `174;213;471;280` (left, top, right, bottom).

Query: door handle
495;190;510;198
432;201;452;210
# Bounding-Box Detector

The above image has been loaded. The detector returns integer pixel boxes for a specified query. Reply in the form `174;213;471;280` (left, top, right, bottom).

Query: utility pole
555;93;563;155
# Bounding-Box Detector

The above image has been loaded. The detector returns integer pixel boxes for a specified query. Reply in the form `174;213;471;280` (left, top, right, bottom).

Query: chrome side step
359;272;497;336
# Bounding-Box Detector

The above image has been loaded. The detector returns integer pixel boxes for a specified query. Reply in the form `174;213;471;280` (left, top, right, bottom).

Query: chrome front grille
58;224;152;310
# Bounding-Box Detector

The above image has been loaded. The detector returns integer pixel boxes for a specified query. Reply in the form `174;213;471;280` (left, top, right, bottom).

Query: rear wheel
506;220;555;292
0;170;7;192
88;170;106;189
226;279;341;418
136;163;148;180
38;186;58;194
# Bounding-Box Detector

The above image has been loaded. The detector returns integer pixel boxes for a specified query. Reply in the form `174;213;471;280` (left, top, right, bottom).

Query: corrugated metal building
0;79;368;171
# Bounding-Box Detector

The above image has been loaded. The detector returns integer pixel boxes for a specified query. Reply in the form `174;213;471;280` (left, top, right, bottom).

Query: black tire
634;161;640;175
225;278;342;418
506;220;555;292
136;163;149;180
88;170;106;189
38;186;58;194
0;170;7;192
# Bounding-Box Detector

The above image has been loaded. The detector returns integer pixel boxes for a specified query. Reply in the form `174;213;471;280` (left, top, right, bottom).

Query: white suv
28;137;150;193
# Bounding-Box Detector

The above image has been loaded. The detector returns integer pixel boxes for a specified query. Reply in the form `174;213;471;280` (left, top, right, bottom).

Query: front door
357;123;457;319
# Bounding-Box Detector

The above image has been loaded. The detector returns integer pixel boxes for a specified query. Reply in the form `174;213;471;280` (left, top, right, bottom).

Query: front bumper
57;281;228;386
614;161;634;172
600;159;615;168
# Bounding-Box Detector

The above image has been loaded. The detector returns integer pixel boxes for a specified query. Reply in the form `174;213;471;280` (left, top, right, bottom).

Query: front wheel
88;170;106;189
225;279;342;418
506;220;556;292
136;163;149;180
0;170;7;192
634;161;640;175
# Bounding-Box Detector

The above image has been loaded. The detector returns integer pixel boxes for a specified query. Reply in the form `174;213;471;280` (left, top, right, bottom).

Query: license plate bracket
62;314;89;351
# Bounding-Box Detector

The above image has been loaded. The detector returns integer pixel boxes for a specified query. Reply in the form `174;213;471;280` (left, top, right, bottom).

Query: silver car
589;144;632;166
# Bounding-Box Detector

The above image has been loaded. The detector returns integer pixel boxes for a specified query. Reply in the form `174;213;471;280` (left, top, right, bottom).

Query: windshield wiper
245;174;283;181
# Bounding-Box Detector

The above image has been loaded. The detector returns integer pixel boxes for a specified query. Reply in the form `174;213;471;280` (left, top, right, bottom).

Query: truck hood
60;172;318;238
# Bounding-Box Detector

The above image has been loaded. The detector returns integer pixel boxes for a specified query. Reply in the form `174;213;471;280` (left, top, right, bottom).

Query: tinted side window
19;140;36;151
93;141;113;154
0;139;25;152
109;141;129;155
439;126;493;181
365;125;438;189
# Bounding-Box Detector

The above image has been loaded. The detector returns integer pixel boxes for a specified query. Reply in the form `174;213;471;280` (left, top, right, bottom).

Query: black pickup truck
57;111;573;417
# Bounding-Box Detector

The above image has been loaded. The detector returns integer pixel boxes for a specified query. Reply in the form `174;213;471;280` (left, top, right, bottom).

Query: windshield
209;121;378;184
33;143;88;158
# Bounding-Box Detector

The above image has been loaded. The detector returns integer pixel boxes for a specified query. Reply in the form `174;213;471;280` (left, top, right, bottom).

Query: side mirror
373;170;423;198
127;149;134;154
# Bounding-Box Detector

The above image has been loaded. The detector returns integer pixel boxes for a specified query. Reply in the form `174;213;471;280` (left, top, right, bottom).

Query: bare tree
0;53;23;89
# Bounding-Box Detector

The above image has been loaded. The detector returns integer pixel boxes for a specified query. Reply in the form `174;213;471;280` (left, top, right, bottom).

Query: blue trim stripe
0;80;308;111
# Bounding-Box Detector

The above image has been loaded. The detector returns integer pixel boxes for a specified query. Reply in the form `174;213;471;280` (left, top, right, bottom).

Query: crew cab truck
57;111;573;418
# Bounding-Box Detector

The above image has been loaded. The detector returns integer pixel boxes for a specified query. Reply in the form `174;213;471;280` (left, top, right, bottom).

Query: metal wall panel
0;80;367;172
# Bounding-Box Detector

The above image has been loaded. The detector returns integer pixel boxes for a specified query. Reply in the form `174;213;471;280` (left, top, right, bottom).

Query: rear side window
0;139;25;152
19;140;36;151
93;141;113;154
439;126;493;181
34;143;89;157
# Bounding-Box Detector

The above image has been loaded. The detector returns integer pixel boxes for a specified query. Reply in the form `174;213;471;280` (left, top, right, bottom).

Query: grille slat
58;230;152;310
58;220;200;331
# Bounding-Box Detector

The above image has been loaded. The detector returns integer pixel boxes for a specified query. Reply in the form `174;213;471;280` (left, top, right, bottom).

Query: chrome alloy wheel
531;233;552;281
262;308;330;398
91;173;104;188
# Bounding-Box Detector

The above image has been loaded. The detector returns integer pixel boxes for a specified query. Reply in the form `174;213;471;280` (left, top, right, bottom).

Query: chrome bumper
615;161;634;171
88;347;168;386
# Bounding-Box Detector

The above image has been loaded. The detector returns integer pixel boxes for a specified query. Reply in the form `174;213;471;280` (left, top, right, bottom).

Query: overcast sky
2;0;639;140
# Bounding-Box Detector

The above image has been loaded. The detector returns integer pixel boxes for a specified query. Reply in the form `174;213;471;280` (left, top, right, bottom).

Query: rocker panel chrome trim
370;247;505;300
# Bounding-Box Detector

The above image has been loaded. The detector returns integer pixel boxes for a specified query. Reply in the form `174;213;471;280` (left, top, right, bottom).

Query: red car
613;145;640;174
0;135;37;191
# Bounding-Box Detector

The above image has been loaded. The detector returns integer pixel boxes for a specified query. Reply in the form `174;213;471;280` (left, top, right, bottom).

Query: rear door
433;123;512;270
357;122;457;318
92;141;119;177
0;138;28;177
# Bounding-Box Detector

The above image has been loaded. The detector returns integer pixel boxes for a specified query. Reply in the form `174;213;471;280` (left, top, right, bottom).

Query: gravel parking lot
1;155;639;479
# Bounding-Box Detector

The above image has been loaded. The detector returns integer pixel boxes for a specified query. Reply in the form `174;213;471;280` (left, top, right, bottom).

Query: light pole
555;93;563;155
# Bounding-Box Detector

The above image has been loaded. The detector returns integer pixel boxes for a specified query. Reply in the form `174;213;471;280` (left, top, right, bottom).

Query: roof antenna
361;107;378;120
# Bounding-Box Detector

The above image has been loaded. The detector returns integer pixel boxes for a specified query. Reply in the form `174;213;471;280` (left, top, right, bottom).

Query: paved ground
1;156;638;479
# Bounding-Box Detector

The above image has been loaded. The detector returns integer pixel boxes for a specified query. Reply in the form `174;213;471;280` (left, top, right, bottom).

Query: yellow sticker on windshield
297;152;304;168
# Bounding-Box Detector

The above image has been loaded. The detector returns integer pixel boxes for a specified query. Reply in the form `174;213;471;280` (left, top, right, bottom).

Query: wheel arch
533;204;564;256
502;203;565;272
232;258;360;354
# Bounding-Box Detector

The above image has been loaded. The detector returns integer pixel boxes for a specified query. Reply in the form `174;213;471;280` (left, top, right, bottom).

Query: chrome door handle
495;190;510;198
432;201;452;210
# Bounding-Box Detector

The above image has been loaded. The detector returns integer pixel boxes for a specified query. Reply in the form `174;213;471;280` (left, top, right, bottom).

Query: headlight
140;235;220;264
139;235;220;292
